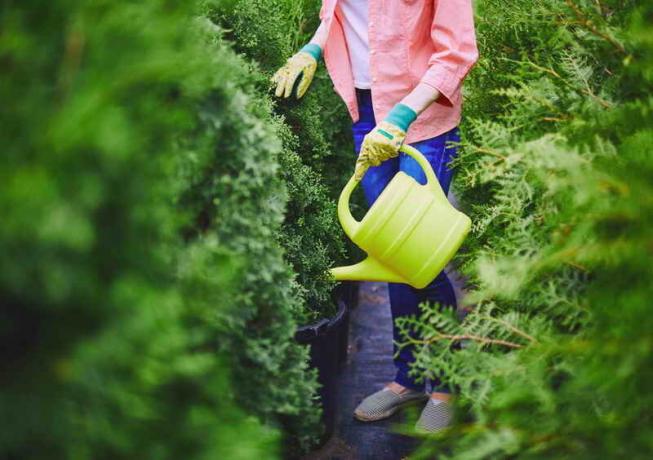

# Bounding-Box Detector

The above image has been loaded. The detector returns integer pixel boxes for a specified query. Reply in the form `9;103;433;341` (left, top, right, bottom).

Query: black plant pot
295;298;348;443
330;294;350;371
331;284;358;369
335;281;360;310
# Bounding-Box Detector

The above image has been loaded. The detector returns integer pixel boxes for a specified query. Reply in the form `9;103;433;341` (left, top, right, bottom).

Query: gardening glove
355;103;417;181
271;43;322;99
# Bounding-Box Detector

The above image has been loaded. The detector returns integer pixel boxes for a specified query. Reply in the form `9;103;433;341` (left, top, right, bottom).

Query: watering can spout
330;257;407;284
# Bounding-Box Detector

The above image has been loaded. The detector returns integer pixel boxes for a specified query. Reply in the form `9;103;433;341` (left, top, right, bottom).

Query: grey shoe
354;387;428;422
415;398;453;433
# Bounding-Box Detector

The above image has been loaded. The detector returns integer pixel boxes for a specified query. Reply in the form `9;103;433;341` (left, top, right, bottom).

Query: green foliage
16;0;651;458
216;0;355;193
277;135;347;322
0;0;326;456
175;20;321;452
210;0;357;321
397;1;653;458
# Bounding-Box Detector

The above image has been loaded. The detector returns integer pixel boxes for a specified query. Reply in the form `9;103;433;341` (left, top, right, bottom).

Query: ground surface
305;282;422;460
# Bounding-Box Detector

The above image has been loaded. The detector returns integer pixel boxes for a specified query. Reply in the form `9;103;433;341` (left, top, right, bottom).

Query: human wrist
300;43;322;61
384;104;417;132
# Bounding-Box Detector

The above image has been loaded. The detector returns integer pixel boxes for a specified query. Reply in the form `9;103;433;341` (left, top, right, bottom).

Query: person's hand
354;104;417;180
271;44;321;99
355;122;406;180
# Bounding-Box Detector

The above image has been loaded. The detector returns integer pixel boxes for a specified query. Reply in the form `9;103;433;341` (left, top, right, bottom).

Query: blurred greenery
213;0;367;313
397;1;653;458
4;0;649;458
0;0;334;457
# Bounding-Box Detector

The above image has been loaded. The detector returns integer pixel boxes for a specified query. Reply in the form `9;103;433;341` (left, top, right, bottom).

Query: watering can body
330;144;471;289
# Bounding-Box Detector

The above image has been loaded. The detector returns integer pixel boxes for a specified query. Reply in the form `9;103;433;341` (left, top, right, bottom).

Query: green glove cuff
384;103;417;132
300;43;322;61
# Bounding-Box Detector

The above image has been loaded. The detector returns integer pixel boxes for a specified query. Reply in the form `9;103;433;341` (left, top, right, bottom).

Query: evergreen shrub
216;0;355;196
175;19;322;451
0;0;325;456
211;0;359;322
397;1;653;458
277;136;347;323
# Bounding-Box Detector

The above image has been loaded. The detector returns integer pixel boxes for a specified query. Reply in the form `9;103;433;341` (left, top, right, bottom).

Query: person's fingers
284;68;301;98
296;62;317;98
354;158;368;181
274;79;286;98
356;143;374;178
378;144;397;163
271;72;282;96
271;68;282;84
357;139;373;168
365;142;382;166
296;69;313;99
274;71;288;98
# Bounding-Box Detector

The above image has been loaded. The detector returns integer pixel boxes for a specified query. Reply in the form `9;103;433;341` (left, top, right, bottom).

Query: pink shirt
319;0;479;143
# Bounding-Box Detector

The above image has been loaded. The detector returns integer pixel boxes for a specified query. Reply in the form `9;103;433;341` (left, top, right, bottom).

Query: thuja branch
508;56;613;109
564;0;626;54
499;56;562;80
408;333;524;349
478;315;540;344
470;145;507;161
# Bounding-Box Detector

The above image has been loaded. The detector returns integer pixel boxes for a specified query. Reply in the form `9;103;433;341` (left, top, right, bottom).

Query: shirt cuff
420;66;461;107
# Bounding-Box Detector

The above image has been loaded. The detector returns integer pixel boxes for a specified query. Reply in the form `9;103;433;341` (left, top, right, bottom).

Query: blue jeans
352;89;458;392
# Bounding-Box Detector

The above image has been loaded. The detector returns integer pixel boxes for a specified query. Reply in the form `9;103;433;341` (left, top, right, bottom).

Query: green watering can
330;144;471;289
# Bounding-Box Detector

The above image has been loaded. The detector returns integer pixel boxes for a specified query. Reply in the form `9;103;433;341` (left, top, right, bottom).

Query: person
272;0;478;433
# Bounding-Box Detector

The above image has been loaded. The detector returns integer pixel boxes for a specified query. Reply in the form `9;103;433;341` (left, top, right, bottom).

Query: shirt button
372;77;378;83
370;50;376;55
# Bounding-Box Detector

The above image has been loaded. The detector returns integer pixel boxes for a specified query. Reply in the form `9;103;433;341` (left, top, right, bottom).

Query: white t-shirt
339;0;371;89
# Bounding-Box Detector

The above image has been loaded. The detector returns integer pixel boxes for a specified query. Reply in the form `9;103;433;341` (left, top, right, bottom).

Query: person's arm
355;0;478;179
271;19;328;99
409;0;478;111
399;83;442;116
309;19;329;49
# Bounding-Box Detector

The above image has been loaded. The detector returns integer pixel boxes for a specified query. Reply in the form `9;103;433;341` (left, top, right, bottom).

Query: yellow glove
354;104;418;180
271;44;322;99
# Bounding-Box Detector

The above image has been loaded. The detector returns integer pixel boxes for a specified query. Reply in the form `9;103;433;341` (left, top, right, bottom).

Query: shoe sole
414;424;448;435
353;396;429;422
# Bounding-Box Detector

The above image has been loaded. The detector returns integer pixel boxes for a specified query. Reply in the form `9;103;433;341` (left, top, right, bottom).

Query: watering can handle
337;144;448;240
400;144;448;201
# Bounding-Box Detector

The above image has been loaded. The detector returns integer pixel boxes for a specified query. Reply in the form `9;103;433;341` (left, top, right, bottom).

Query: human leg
389;127;460;393
352;91;430;421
